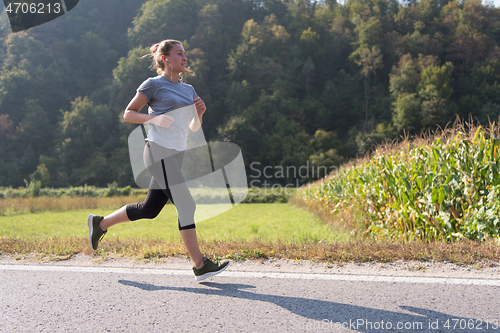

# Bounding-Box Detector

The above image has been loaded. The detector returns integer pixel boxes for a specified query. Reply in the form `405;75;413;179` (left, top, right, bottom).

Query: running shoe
88;214;106;250
193;256;230;281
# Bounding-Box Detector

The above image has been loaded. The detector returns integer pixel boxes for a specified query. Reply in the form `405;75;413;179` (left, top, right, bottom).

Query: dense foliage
0;183;293;204
1;0;500;189
296;125;500;241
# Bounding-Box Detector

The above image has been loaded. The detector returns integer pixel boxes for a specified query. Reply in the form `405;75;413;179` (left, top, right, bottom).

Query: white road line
1;264;499;286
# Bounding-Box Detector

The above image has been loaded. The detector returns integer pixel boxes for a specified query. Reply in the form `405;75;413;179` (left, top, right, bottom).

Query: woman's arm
123;92;174;127
189;97;206;132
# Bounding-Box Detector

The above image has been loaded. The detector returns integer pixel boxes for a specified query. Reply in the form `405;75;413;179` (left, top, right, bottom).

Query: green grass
2;202;500;265
0;203;346;244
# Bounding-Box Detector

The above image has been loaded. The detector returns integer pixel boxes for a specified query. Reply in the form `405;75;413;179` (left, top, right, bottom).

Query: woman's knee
127;202;163;220
179;198;196;216
142;208;162;219
141;200;164;219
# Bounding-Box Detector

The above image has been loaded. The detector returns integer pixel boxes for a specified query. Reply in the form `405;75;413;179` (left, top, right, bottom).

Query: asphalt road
1;262;500;333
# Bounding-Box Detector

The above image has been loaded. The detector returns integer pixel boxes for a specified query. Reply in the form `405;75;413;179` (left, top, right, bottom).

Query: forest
1;0;499;188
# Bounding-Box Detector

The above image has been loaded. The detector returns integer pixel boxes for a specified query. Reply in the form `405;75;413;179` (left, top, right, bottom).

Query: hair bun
150;43;160;53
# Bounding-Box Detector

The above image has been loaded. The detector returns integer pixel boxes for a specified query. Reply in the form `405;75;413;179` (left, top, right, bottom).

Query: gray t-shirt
137;76;199;151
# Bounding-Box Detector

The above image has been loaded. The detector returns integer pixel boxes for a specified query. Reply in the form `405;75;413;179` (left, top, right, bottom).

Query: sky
482;0;500;6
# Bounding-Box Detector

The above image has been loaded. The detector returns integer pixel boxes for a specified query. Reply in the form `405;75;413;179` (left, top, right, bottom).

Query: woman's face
165;44;187;73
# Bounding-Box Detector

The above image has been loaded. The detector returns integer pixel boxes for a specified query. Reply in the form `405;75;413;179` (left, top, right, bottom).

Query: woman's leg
89;180;168;249
158;157;203;268
146;142;203;268
88;184;167;250
99;205;129;230
180;228;204;268
99;177;168;230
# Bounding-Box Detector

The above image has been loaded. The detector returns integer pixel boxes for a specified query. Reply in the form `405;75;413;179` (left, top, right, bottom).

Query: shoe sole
195;260;230;281
87;214;95;250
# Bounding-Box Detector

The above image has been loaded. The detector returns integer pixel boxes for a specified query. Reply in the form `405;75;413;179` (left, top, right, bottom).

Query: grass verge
1;199;499;265
1;237;499;266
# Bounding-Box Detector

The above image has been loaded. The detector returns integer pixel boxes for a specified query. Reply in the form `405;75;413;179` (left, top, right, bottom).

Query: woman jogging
87;39;229;281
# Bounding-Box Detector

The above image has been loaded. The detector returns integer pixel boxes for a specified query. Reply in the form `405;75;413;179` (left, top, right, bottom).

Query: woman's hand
194;97;206;116
146;114;175;128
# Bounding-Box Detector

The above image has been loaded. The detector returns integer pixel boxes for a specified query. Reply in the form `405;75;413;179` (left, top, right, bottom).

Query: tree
354;46;383;131
228;15;291;83
389;53;451;133
389;54;420;96
261;115;312;185
127;0;201;47
309;129;344;178
455;59;500;121
216;115;262;168
417;62;454;128
227;14;292;116
29;164;50;187
392;92;421;132
301;56;315;95
321;70;364;136
15;100;53;157
57;96;114;185
62;32;119;95
109;46;152;116
447;25;490;74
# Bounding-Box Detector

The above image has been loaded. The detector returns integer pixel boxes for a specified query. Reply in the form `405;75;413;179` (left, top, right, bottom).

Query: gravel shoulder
1;254;499;280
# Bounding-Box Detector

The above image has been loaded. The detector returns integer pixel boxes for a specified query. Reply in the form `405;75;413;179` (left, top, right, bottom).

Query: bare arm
189;97;206;132
123;92;174;127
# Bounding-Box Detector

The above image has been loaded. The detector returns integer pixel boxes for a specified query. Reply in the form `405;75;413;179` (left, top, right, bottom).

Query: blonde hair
142;39;195;78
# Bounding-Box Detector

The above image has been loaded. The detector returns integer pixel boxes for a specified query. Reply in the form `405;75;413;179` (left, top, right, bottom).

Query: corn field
297;124;500;241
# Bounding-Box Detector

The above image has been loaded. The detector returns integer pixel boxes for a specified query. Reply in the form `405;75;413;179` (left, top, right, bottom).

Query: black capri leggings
125;141;196;230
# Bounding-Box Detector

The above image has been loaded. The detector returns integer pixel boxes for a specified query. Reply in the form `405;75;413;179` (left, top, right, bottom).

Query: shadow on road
118;280;488;332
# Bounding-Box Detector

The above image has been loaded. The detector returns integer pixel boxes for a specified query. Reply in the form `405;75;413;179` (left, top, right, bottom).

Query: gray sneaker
87;214;106;250
193;256;230;281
